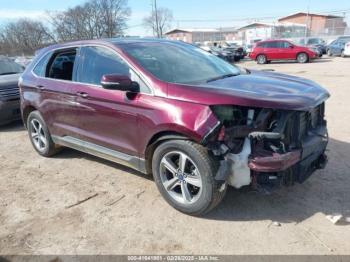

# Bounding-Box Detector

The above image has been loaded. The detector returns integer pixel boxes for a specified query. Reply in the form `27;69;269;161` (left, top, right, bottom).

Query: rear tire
152;140;226;216
297;52;309;63
256;54;267;64
27;111;61;157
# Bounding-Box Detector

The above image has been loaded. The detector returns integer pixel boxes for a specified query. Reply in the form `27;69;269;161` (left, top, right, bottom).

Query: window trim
78;45;152;95
31;44;154;96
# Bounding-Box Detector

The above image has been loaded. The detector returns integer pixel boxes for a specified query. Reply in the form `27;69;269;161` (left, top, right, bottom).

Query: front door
278;41;295;60
72;45;149;157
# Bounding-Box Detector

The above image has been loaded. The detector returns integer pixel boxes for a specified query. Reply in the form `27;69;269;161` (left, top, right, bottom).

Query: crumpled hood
168;70;330;111
0;74;21;88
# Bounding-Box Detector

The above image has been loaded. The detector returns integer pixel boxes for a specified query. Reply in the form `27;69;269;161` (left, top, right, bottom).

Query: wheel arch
296;51;309;60
22;105;38;128
144;130;192;175
255;53;266;61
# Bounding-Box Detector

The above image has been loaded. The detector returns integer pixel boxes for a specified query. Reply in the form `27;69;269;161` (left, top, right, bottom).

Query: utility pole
305;0;310;37
154;0;160;38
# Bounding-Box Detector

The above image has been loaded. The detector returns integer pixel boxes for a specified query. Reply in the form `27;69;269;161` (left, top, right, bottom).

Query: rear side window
265;42;278;48
47;49;77;81
258;42;277;48
277;41;291;48
33;52;51;77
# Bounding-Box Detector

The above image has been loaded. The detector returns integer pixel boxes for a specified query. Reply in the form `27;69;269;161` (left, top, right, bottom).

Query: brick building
164;28;237;44
278;12;347;36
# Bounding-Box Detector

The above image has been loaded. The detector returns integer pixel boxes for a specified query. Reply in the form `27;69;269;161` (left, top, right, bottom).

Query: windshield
308;38;323;45
0;60;24;75
119;42;240;84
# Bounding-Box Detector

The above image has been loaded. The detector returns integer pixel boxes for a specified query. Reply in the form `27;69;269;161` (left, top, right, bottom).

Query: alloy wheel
159;151;202;205
257;55;266;64
298;53;307;63
30;119;47;152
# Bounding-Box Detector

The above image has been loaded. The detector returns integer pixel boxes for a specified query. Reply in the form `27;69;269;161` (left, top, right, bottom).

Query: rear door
33;47;82;138
263;41;279;60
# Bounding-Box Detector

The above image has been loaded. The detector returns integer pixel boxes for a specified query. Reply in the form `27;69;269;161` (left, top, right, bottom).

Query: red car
20;39;329;215
249;39;317;64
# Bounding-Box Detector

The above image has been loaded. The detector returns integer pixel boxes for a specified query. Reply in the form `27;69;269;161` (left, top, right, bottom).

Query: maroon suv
20;39;329;215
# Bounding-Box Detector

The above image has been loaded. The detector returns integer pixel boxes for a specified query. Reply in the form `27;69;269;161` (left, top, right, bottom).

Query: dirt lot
1;56;350;255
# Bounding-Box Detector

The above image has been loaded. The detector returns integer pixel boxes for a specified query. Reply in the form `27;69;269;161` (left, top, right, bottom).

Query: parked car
298;37;327;54
249;39;317;64
223;43;245;59
20;39;329;215
327;36;350;57
309;46;323;58
0;59;24;125
343;41;350;57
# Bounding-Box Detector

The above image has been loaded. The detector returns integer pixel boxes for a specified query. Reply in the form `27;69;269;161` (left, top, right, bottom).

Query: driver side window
78;46;150;93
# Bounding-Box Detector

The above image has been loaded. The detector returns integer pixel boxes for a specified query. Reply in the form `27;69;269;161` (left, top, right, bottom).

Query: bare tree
95;0;131;37
48;0;131;42
0;0;131;55
143;6;173;37
0;19;53;55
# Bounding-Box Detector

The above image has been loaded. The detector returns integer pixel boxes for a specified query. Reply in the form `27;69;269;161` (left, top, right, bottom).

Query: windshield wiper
206;73;239;83
0;72;20;75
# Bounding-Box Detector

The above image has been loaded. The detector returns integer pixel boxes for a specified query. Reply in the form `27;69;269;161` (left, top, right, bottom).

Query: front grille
0;84;20;101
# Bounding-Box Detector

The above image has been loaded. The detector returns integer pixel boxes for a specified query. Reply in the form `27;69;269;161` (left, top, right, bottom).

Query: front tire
327;49;332;56
152;140;226;215
341;50;345;58
297;52;309;63
27;111;60;157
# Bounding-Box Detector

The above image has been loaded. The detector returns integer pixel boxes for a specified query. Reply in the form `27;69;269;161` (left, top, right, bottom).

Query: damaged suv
20;39;329;215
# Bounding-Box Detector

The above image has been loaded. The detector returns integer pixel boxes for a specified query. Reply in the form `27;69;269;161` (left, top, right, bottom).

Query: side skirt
52;135;147;174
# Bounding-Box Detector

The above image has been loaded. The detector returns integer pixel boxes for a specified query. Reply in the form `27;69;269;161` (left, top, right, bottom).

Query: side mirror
289;45;294;49
101;74;139;92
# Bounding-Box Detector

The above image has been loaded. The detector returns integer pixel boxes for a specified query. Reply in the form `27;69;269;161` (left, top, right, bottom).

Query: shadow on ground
54;147;153;181
0;120;24;132
1;120;348;224
205;138;350;224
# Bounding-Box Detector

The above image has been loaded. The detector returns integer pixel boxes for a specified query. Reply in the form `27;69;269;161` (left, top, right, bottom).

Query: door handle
36;85;45;90
77;92;89;98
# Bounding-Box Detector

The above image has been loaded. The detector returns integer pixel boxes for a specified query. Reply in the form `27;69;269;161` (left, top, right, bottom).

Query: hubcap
299;54;307;62
30;119;47;152
159;151;202;205
258;56;265;64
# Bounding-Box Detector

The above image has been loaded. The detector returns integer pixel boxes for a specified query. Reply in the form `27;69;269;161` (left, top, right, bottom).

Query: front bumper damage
206;104;328;189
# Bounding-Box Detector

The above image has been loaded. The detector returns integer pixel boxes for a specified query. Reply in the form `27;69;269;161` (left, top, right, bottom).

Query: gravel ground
0;56;349;255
